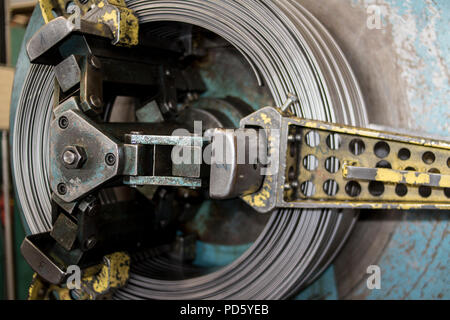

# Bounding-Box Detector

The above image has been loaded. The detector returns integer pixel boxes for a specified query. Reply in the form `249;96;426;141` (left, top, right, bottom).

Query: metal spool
11;0;369;299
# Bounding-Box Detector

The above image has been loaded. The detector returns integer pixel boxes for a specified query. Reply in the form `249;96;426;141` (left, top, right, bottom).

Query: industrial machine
9;0;449;299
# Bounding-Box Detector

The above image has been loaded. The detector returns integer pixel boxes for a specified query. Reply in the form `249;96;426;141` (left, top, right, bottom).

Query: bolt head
61;146;86;169
78;195;100;217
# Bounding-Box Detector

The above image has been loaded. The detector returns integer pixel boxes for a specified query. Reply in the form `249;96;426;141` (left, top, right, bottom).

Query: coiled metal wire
12;0;368;299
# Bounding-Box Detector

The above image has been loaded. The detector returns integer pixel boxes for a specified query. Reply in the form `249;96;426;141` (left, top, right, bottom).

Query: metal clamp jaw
38;0;139;46
21;3;207;286
27;251;130;300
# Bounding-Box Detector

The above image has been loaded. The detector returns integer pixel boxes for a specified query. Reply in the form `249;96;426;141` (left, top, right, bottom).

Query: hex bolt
57;183;67;195
63;150;77;165
89;56;101;69
61;146;86;169
280;93;298;112
105;153;116;166
58;116;69;129
89;95;102;109
84;236;97;250
78;195;100;217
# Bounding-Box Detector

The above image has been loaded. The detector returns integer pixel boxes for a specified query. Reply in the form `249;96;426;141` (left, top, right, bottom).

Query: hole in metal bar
323;179;339;196
445;188;450;198
422;151;435;165
289;141;297;157
349;139;365;156
326;133;341;150
398;148;411;160
325;156;340;173
376;160;392;169
368;181;384;197
303;155;319;171
419;186;432;198
345;181;361;197
305;130;320;147
374;141;390;158
288;166;295;181
395;184;408;197
301;181;316;197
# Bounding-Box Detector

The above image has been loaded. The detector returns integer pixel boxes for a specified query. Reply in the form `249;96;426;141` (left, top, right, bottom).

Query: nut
61;146;87;169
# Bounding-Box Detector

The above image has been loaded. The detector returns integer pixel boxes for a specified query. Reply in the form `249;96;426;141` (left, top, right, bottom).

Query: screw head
84;236;97;250
78;195;100;217
105;153;116;166
58;116;69;129
57;183;67;195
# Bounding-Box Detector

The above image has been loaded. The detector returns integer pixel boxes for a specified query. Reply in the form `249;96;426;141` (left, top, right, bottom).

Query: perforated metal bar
239;107;450;212
283;114;450;210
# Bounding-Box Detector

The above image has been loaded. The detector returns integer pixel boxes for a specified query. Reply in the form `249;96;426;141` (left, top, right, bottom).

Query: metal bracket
38;0;139;46
237;107;450;212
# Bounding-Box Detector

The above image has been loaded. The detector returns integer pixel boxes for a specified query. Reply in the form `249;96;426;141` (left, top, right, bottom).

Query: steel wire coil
12;0;368;299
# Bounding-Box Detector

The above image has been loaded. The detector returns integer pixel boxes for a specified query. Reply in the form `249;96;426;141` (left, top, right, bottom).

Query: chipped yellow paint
260;113;272;125
376;168;406;184
440;175;450;188
341;161;357;178
28;273;72;300
82;251;130;299
403;171;430;185
119;8;139;46
38;0;65;23
101;9;119;30
27;273;40;300
243;176;272;208
39;0;139;46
